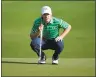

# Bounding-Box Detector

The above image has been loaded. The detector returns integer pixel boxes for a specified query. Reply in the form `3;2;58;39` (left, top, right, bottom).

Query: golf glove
55;36;62;42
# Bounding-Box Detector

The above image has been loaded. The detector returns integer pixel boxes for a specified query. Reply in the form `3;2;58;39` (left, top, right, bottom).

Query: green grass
2;58;95;76
2;1;95;58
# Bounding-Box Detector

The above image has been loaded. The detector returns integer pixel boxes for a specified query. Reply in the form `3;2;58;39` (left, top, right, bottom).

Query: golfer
30;6;71;64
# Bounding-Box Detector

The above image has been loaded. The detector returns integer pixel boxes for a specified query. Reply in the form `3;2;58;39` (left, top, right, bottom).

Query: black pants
30;37;64;59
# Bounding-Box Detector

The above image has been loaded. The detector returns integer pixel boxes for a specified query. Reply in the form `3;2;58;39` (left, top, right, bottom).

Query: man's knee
56;41;64;52
30;37;40;50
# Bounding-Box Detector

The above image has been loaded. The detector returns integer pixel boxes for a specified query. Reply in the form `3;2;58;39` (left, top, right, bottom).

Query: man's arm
55;25;71;42
30;24;43;39
30;31;40;39
60;25;71;39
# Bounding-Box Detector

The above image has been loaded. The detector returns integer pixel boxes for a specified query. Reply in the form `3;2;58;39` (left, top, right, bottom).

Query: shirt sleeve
59;19;70;29
30;22;39;35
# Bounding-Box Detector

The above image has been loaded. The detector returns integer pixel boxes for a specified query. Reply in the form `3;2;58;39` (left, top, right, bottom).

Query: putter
39;24;44;60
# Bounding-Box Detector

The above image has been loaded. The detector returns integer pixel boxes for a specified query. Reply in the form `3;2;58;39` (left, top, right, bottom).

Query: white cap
41;6;52;15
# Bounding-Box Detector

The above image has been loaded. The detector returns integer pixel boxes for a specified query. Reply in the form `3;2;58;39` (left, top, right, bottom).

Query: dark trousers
30;37;64;59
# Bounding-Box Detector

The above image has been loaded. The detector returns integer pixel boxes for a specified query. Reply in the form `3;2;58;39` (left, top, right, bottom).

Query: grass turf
2;58;95;76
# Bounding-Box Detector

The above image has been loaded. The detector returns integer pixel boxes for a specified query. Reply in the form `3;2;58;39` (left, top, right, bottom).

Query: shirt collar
41;17;53;24
50;18;53;24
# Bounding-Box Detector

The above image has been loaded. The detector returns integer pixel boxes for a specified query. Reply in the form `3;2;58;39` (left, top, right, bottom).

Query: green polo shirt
30;17;70;40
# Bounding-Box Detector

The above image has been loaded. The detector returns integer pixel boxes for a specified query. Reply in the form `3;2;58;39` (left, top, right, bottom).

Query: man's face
42;13;52;23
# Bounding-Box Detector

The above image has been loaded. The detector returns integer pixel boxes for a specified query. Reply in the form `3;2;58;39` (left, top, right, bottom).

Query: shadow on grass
1;61;55;65
2;61;38;64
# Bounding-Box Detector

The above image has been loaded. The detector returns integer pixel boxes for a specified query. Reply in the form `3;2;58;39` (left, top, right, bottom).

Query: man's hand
39;24;44;31
55;36;63;42
30;24;44;39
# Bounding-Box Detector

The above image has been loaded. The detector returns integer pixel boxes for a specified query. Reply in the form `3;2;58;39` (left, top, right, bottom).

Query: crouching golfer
30;6;71;64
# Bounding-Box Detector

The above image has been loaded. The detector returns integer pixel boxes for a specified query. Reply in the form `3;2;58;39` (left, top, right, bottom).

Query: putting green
2;58;95;76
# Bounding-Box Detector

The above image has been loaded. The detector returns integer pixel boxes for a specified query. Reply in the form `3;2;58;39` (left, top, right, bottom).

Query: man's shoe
52;59;58;64
38;59;46;64
52;54;59;64
38;55;46;64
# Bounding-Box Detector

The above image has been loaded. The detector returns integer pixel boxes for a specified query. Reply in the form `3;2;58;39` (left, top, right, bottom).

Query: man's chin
45;20;50;23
